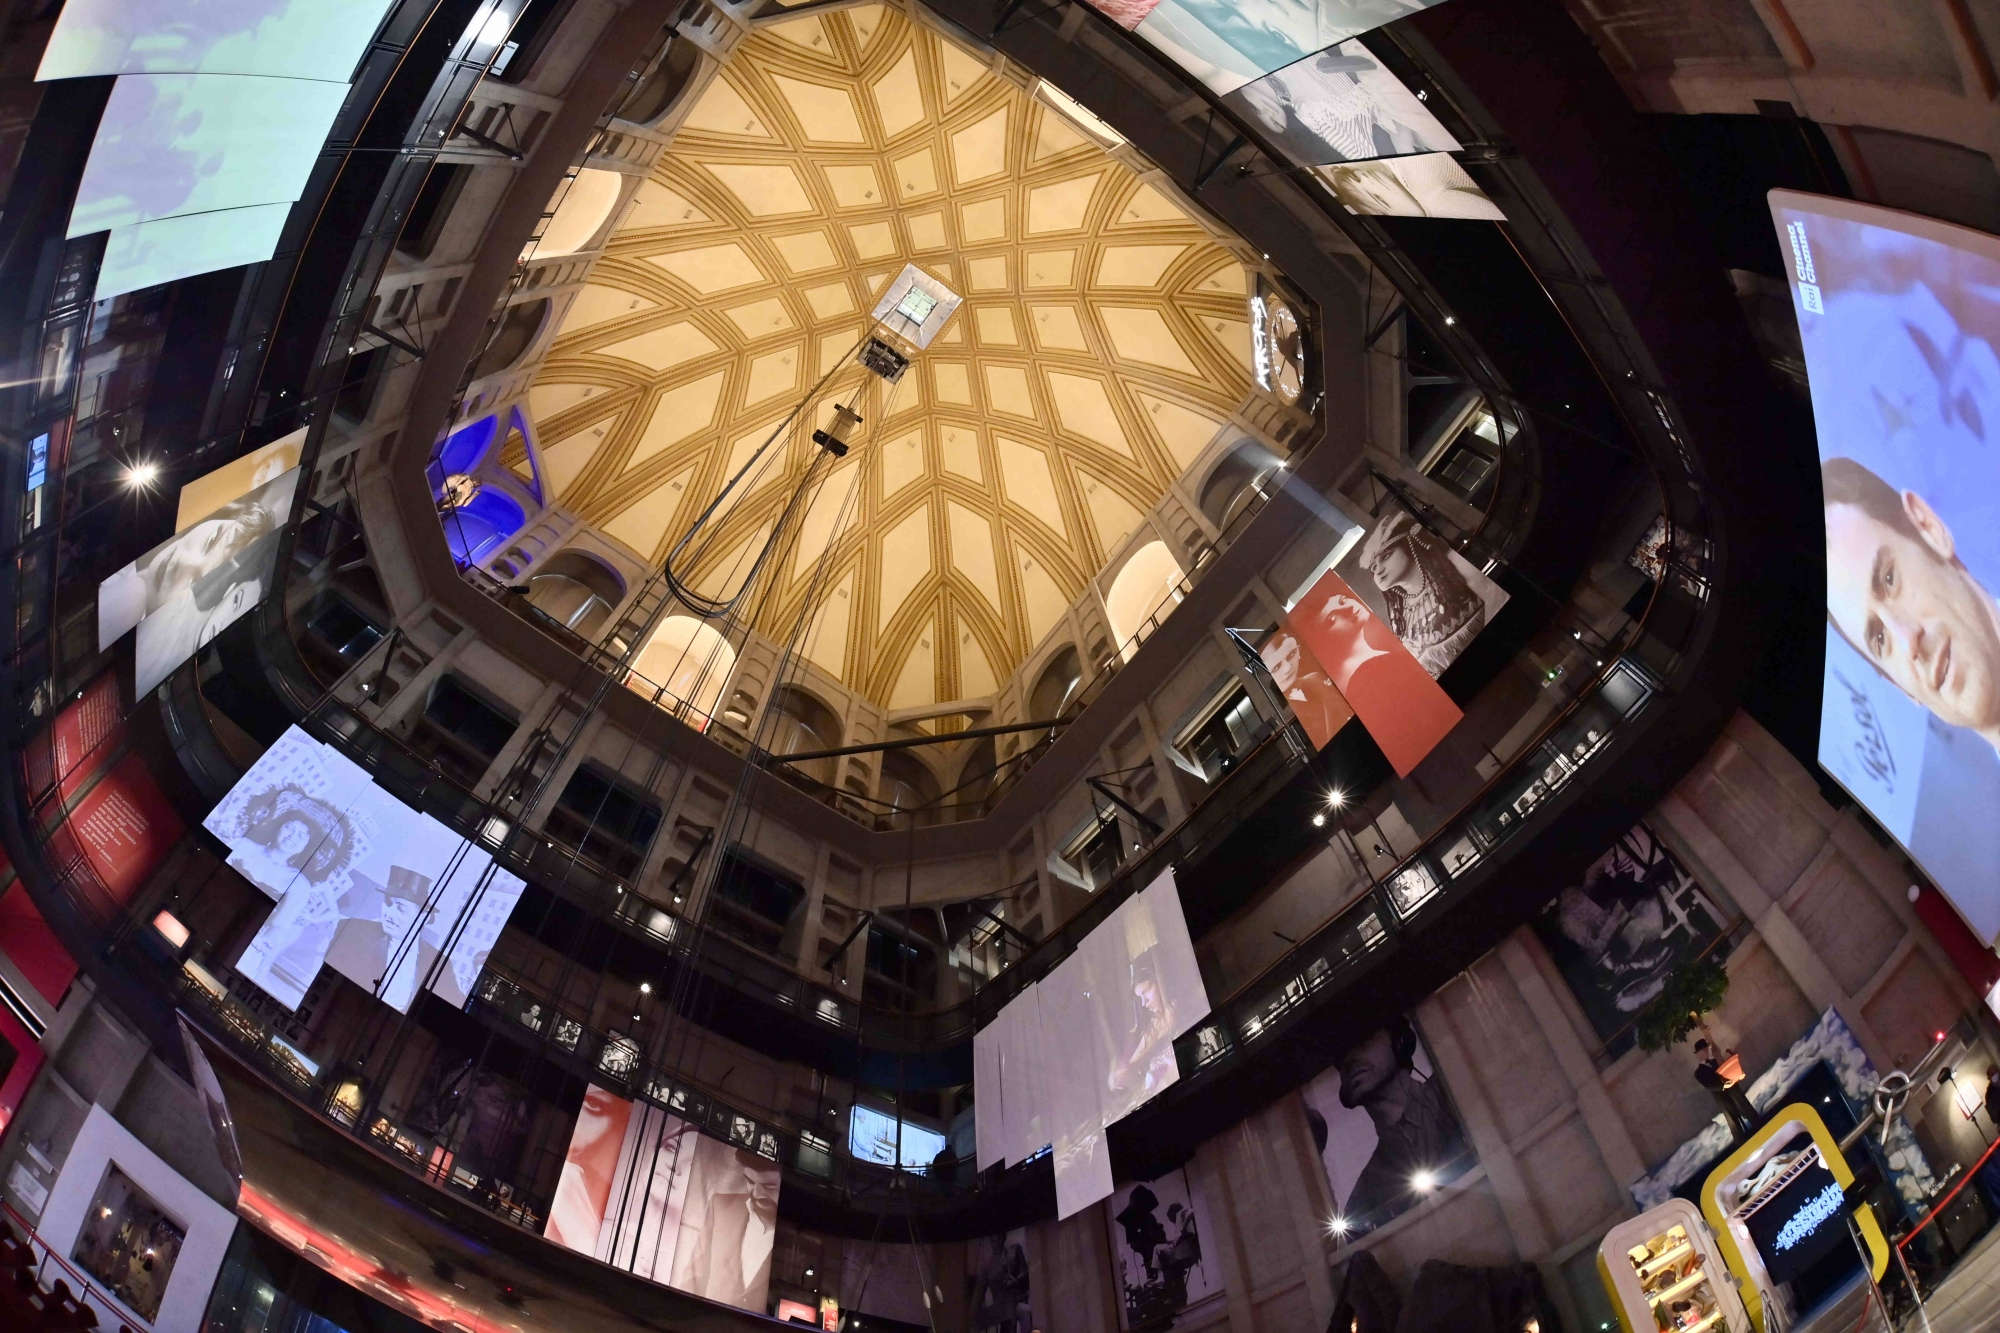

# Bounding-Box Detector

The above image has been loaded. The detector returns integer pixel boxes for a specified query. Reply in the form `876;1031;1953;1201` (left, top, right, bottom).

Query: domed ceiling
523;0;1264;711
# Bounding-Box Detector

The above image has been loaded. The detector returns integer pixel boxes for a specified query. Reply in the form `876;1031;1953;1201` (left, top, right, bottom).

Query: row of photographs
205;725;527;1014
970;820;1727;1333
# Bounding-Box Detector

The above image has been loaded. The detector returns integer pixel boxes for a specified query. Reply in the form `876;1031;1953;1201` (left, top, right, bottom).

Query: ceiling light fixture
124;460;159;488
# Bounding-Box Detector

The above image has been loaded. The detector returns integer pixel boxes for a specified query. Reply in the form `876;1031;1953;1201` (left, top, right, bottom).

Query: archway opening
1104;540;1187;660
627;614;735;728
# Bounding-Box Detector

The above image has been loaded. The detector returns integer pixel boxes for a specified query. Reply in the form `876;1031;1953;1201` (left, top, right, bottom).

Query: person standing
1693;1040;1757;1139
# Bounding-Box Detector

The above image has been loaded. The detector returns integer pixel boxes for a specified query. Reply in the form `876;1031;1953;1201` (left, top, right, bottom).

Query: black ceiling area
0;0;1826;1263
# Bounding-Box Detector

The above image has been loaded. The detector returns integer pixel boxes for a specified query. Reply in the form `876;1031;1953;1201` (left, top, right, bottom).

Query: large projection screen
546;1087;779;1311
1773;190;2000;943
1122;0;1447;96
38;0;396;82
974;869;1208;1215
1222;40;1457;166
68;73;350;237
94;201;296;302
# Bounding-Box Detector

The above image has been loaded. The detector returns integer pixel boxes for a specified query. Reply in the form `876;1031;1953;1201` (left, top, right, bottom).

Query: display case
1598;1199;1752;1333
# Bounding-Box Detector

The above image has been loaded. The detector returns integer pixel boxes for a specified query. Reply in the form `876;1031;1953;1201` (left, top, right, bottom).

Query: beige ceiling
522;1;1260;711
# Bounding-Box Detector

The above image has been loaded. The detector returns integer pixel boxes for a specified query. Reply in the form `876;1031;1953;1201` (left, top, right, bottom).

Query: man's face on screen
381;896;420;941
1827;493;2000;732
1335;1028;1397;1108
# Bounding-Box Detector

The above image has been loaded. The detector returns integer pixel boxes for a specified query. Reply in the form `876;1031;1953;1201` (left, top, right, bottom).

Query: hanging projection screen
67;73;350;237
93;201;296;304
973;869;1210;1217
1772;190;2000;944
37;0;396;82
1222;40;1457;165
215;726;527;1012
1103;0;1448;96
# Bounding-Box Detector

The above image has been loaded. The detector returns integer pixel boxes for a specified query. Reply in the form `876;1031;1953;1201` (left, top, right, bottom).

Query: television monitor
847;1103;946;1170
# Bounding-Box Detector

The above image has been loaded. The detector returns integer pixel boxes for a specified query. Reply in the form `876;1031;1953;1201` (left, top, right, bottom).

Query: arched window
526;550;625;639
617;40;701;125
1028;646;1083;721
627;614;735;728
533;168;624;258
769;686;842;787
1198;443;1280;534
954;734;997;814
441;487;526;568
880;748;942;822
473;299;551;379
1104;540;1188;660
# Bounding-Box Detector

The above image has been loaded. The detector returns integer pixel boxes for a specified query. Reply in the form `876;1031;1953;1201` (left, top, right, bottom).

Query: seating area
0;1215;138;1333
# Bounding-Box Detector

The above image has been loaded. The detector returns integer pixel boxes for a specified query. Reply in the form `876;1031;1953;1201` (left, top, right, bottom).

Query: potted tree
1633;956;1731;1056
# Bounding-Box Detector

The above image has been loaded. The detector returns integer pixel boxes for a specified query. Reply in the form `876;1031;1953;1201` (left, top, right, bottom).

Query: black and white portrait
1335;509;1509;676
1225;40;1456;166
98;466;300;697
1531;823;1729;1049
1302;1017;1471;1235
1319;152;1505;220
1107;1169;1220;1328
970;1227;1033;1333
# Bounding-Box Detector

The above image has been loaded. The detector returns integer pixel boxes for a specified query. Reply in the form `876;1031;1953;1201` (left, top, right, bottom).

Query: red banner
66;753;184;906
0;882;77;1007
1260;626;1356;750
19;670;124;800
1284;569;1462;776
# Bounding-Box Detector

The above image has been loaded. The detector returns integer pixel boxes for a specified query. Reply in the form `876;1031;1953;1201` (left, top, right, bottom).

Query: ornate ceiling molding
526;0;1262;709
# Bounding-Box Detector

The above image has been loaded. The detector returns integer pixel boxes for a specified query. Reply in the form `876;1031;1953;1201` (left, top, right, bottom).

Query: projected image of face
1303;1016;1470;1233
1776;193;2000;943
1824;459;2000;740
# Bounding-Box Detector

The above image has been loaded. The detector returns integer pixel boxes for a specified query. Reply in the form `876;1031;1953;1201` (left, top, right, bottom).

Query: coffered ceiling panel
527;0;1261;709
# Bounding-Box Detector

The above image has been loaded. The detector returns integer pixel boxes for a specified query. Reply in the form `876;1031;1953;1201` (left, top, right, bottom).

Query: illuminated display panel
68;74;350;237
1223;40;1456;165
213;727;526;1013
973;869;1210;1217
1772;191;2000;942
93;201;296;302
38;0;395;82
846;1104;947;1169
1100;0;1448;96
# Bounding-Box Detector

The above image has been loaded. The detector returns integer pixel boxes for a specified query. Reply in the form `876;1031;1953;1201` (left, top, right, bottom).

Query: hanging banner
1284;567;1460;774
1222;40;1456;166
1090;0;1450;97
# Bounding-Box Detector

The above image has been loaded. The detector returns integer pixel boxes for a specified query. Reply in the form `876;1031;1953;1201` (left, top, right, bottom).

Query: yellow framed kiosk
1699;1104;1888;1331
1597;1198;1753;1333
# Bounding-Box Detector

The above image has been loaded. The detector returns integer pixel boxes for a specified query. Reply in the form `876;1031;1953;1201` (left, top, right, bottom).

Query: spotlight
1312;813;1326;828
639;982;651;994
805;1267;814;1277
1412;1168;1436;1193
124;460;159;488
1326;1215;1350;1236
1326;788;1345;808
1443;315;1455;326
